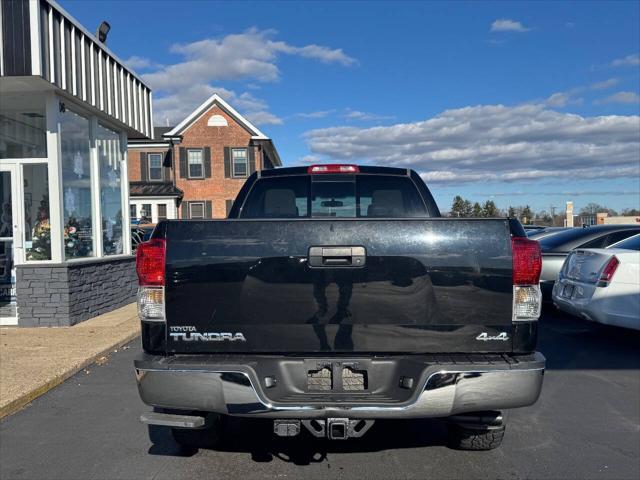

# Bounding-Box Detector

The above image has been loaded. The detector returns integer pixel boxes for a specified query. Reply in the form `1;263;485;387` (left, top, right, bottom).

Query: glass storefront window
60;109;94;259
0;94;47;159
23;165;51;261
97;124;123;255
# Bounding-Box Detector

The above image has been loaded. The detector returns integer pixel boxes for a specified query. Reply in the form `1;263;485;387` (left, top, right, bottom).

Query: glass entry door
0;165;19;325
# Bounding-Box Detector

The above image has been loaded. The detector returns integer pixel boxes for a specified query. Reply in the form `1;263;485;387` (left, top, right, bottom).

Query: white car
553;234;640;330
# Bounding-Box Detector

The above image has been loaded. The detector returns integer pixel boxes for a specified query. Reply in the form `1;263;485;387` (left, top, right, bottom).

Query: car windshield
607;233;640;251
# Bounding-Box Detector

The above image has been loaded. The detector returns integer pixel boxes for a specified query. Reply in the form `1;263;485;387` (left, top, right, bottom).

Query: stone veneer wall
16;256;137;327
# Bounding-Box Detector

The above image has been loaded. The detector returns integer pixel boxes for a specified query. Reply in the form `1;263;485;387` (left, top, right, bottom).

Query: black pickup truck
134;164;545;450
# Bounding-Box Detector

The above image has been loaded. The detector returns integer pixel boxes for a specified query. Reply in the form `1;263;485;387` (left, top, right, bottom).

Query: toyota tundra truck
134;164;545;450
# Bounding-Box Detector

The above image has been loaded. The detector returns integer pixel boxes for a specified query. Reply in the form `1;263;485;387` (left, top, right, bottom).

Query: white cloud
590;78;619;90
545;92;571;107
541;79;618;108
490;19;530;32
277;44;357;66
244;110;284;126
143;28;355;91
300;154;321;164
143;27;355;126
295;110;336;119
304;104;640;184
342;109;395;121
152;84;283;127
611;53;640;67
124;56;159;70
595;91;640;105
475;190;640;197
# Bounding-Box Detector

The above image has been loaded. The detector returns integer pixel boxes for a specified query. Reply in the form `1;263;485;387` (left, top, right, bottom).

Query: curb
0;330;140;420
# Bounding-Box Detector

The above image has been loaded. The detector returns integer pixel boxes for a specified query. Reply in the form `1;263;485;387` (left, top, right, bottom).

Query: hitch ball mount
274;418;375;439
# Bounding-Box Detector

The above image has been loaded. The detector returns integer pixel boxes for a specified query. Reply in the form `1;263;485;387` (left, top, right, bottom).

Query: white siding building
0;0;152;326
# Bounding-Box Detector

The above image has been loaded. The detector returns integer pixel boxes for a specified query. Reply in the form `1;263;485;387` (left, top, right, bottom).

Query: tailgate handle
308;246;366;268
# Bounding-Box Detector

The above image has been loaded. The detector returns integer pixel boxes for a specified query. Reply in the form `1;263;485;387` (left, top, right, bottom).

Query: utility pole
550;205;557;226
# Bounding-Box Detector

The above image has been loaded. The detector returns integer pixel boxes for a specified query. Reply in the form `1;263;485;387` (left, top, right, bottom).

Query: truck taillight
307;164;360;174
137;287;165;322
136;239;166;322
136;239;165;286
512;237;542;285
512;237;542;322
598;256;619;286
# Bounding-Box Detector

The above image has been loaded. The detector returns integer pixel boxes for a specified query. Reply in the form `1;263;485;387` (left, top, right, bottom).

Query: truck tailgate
163;219;513;353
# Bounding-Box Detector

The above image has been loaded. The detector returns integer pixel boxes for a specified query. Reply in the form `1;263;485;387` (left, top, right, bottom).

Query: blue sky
62;0;640;213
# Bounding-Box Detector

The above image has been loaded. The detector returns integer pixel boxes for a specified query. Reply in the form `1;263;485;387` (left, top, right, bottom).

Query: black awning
129;182;183;198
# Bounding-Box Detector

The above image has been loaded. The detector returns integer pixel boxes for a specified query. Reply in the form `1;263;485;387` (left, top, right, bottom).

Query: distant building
578;212;607;226
565;201;574;227
127;127;182;224
602;215;640;225
127;93;281;222
578;212;640;226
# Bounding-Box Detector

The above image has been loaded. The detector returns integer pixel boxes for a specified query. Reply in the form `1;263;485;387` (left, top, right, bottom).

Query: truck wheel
446;423;505;451
171;413;226;450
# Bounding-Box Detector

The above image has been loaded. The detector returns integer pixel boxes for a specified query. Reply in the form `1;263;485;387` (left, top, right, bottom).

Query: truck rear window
240;175;428;218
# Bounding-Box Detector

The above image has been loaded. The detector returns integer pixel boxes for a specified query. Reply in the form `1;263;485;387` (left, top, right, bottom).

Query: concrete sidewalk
0;303;140;418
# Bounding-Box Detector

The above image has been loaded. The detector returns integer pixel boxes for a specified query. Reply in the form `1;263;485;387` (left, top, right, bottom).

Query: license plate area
253;356;427;404
305;360;368;392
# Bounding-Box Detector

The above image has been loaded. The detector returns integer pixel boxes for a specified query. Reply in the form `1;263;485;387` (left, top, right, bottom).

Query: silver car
538;225;640;298
553;234;640;330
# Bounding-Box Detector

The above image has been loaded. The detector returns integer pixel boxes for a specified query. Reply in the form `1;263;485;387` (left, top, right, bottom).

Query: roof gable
164;93;268;140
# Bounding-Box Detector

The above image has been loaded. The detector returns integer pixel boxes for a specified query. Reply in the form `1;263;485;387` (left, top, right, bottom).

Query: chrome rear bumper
135;352;545;419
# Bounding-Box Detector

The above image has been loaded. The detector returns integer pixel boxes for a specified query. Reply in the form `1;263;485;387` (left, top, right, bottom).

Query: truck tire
171;413;226;449
446;423;505;451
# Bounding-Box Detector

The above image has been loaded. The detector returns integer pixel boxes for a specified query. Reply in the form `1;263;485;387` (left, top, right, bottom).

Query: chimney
565;201;574;227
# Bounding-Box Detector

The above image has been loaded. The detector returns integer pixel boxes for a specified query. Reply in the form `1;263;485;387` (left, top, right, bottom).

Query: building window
188;149;204;178
130;204;137;219
207;114;228;127
232;148;248;177
158;204;167;221
0;93;47;159
23;165;51;261
189;202;204;219
148;153;163;181
97;123;123;256
141;204;152;222
60;109;93;259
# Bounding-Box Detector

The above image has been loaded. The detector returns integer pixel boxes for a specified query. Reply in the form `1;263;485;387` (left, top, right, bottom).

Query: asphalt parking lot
1;309;638;480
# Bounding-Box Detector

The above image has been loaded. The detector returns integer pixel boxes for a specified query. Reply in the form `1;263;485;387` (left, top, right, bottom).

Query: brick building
127;93;281;221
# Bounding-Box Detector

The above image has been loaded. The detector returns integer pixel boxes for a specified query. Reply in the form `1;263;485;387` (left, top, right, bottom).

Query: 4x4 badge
476;332;509;342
